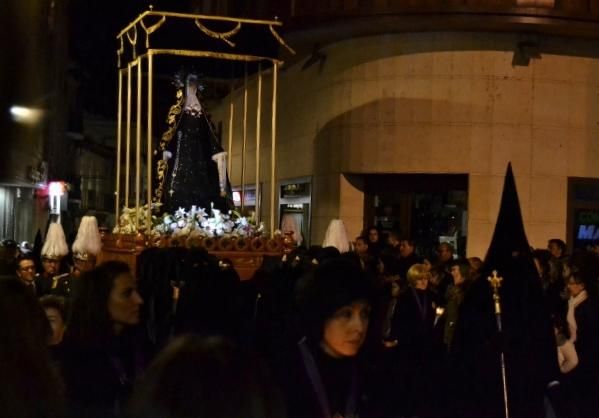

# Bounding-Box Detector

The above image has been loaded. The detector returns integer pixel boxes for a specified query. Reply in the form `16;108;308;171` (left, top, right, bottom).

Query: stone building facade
211;2;599;256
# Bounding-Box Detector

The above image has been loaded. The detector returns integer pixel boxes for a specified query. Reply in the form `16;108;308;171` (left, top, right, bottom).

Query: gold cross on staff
488;270;503;290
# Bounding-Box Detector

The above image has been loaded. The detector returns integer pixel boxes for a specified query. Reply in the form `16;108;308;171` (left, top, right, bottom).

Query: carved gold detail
194;20;241;47
153;89;183;204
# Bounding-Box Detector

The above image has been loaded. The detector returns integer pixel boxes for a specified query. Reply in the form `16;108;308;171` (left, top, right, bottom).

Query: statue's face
186;75;198;90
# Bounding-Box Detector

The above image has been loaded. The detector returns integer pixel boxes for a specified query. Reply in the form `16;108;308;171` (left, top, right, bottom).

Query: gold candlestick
488;270;509;418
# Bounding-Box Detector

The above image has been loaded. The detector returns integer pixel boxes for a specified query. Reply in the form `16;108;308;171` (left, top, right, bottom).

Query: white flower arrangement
113;203;265;239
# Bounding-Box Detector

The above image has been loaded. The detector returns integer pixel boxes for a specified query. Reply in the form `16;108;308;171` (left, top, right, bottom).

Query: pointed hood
451;163;559;417
31;229;43;265
322;219;350;253
41;222;69;260
72;216;103;261
484;163;532;269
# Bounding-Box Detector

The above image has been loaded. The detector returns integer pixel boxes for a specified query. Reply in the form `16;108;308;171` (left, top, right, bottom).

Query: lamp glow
9;105;44;124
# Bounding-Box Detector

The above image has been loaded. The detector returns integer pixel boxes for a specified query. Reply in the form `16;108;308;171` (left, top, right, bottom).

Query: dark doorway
358;173;468;259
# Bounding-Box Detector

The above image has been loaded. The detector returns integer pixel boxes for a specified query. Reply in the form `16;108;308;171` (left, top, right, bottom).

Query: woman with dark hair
128;335;285;418
61;261;145;418
39;294;68;362
0;279;64;418
276;256;375;418
533;248;566;317
444;259;473;351
364;225;384;258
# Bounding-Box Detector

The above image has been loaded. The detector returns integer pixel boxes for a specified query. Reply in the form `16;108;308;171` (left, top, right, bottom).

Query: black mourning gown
163;111;231;214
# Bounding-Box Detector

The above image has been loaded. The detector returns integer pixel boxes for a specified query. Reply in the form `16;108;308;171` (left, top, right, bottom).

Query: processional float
99;8;295;278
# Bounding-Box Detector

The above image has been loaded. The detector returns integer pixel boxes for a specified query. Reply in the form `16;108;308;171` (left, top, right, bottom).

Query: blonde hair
407;263;430;287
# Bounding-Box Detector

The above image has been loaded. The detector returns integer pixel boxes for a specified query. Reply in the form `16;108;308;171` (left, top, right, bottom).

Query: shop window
364;174;468;259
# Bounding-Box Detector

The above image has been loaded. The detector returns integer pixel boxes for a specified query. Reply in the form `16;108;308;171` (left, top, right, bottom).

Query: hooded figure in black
451;163;559;418
157;71;232;214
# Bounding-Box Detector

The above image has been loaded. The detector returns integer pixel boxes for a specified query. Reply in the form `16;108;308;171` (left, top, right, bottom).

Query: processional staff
488;270;509;418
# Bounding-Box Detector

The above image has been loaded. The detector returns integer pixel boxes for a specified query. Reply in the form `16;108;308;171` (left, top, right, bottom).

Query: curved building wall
214;31;599;257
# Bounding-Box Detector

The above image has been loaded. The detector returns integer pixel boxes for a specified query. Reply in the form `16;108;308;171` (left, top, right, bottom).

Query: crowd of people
2;219;599;418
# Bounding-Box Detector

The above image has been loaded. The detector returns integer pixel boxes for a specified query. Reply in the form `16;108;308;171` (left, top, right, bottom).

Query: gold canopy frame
115;9;294;237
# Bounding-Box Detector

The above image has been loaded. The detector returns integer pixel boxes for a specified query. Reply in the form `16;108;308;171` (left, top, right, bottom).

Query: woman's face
44;307;65;346
413;275;429;290
368;229;379;243
567;277;585;298
108;273;143;332
451;265;464;285
322;301;370;358
354;239;368;255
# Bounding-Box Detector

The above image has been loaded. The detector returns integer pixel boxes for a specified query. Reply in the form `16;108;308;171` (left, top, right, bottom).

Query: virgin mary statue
156;71;232;214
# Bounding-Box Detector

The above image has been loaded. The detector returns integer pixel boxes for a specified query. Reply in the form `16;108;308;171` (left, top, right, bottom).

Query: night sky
68;1;282;118
68;0;148;117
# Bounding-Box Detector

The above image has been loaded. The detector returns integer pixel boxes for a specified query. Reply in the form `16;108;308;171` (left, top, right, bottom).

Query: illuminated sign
573;209;599;248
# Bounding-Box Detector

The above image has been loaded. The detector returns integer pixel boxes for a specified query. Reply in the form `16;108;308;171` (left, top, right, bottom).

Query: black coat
274;339;371;418
60;332;148;418
389;287;444;418
390;287;436;349
451;259;558;418
570;297;599;416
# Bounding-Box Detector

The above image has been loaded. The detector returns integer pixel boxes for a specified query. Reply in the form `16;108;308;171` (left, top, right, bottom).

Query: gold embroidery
140;15;166;48
270;25;296;55
153;90;183;204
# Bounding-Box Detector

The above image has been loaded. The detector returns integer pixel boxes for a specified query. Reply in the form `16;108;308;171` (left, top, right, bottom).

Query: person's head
354;236;369;256
0;279;63;417
399;239;416;258
547;239;566;259
437;242;454;263
185;72;200;91
428;265;444;289
450;260;471;286
566;274;586;298
41;256;61;277
72;253;96;277
67;261;143;345
2;239;19;260
366;226;380;244
407;263;430;290
39;295;67;346
128;335;284;418
15;255;37;284
387;231;400;248
298;257;373;358
467;257;483;274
